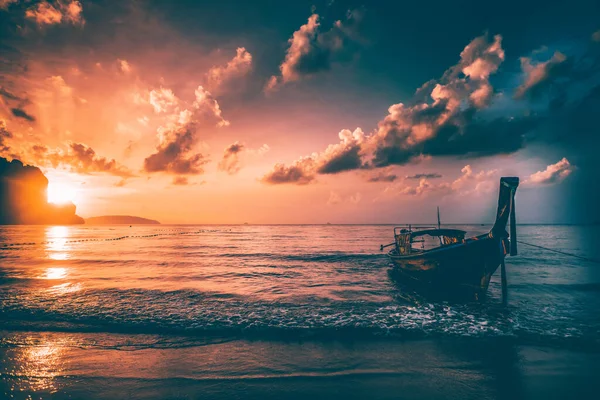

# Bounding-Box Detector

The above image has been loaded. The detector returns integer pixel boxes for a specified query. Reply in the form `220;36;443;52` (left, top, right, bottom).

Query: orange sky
1;1;597;224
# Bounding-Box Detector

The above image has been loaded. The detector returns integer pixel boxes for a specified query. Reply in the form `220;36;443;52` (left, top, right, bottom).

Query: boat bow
490;177;519;255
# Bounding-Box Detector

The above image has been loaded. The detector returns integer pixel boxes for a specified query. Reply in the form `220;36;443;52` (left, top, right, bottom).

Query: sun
47;182;78;205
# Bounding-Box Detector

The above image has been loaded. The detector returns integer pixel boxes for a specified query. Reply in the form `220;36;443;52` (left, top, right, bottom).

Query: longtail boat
382;177;519;301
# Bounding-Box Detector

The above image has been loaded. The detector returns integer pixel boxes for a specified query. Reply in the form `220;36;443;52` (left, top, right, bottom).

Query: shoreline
2;331;599;400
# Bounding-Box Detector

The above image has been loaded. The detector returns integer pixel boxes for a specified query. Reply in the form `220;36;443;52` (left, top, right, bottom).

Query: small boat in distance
382;177;519;301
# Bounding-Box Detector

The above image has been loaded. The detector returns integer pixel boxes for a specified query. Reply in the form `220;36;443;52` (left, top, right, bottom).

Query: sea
1;224;599;399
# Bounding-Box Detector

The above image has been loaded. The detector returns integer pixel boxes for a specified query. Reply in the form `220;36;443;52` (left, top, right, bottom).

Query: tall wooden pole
501;260;508;306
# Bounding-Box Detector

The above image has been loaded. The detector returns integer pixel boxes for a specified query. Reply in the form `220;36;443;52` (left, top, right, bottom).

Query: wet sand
2;331;599;400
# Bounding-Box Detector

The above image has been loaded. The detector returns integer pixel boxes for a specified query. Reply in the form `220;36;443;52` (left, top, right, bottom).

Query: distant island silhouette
0;157;84;225
85;215;160;225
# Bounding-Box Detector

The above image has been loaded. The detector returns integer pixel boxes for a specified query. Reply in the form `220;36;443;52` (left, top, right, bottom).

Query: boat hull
387;235;507;300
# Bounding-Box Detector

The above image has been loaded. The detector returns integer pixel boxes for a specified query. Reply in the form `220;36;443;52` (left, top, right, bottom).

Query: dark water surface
1;225;599;399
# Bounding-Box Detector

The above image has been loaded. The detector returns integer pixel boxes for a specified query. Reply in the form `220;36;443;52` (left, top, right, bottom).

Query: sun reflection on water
47;282;82;295
45;226;71;261
44;267;68;280
5;336;68;394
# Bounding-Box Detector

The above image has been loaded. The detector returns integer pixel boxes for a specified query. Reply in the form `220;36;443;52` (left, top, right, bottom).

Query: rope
0;228;231;249
517;240;600;264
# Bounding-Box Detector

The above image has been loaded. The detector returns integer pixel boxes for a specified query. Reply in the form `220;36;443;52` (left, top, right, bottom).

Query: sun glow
47;182;78;205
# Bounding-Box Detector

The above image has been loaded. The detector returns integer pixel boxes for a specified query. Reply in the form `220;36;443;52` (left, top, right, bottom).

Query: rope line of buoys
0;229;231;249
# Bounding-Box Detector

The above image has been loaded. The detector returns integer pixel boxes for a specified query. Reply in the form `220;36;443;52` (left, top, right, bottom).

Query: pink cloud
266;10;362;92
143;86;229;175
118;59;132;74
29;141;133;178
526;158;574;185
218;141;245;175
262;33;512;181
515;51;568;99
205;47;252;94
193;86;229;127
149;88;178;113
25;1;84;27
388;165;498;198
260;156;316;185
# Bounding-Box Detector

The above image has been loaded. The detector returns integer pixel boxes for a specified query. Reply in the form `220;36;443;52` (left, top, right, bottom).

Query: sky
1;0;599;224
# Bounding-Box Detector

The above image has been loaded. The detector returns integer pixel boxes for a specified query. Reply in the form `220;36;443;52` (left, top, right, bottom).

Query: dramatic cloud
260;156;316;185
205;48;252;94
405;173;442;180
515;51;570;99
317;128;366;174
10;107;35;122
526;158;574;185
370;34;510;167
266;10;362;91
32;142;133;177
270;13;321;89
263;34;525;181
0;120;13;152
218;141;245;175
143;120;209;175
25;0;84;27
260;128;366;185
143;86;228;175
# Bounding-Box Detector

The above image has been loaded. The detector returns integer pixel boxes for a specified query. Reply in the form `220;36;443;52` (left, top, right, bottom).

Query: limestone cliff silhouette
0;157;84;224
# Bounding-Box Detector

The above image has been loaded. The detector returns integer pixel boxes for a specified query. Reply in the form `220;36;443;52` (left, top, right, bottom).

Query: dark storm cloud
405;173;442;180
266;9;363;91
419;113;539;158
514;51;572;100
370;34;510;166
262;33;511;182
316;143;362;174
261;30;600;190
218;141;245;175
515;35;600;106
10;107;35;121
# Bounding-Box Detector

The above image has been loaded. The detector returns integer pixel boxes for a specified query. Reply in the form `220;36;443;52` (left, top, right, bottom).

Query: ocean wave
1;288;598;351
